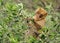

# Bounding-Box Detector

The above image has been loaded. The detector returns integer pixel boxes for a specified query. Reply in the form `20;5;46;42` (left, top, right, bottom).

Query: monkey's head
33;8;47;21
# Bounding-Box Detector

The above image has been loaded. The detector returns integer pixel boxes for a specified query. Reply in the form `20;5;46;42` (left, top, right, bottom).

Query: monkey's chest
25;21;41;38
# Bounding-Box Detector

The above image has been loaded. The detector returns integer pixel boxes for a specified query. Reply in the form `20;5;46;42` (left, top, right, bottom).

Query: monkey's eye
39;14;43;18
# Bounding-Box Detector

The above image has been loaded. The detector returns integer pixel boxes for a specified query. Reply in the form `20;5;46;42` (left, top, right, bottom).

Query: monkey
33;7;47;30
25;7;47;40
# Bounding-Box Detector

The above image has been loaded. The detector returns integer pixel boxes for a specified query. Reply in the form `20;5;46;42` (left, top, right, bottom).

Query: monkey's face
33;8;47;21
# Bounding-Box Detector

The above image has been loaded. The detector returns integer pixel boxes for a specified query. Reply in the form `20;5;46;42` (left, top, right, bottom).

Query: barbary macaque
25;7;47;39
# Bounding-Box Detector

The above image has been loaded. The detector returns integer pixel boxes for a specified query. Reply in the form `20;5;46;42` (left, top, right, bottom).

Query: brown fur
25;7;47;39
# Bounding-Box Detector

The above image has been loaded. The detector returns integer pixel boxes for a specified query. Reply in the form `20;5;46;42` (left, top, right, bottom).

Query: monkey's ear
45;12;47;14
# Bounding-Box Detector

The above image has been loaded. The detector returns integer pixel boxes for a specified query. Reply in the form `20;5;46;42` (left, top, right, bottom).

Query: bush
0;0;60;43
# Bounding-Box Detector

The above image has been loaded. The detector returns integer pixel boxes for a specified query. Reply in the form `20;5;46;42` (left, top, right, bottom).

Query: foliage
0;0;60;43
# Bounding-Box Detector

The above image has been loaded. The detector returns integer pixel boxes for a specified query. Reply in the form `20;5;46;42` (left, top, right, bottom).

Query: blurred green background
0;0;60;43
